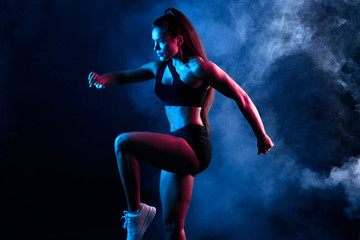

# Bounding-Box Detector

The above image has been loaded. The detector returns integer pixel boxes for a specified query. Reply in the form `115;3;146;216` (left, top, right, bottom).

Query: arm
88;61;161;88
196;60;274;154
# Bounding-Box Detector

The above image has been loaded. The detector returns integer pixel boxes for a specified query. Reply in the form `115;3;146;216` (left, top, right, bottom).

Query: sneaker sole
136;206;156;240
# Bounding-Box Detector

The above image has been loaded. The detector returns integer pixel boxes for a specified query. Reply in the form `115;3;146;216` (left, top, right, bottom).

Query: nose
154;42;161;51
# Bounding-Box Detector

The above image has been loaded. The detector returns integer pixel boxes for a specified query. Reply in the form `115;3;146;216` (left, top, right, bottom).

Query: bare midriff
164;105;204;132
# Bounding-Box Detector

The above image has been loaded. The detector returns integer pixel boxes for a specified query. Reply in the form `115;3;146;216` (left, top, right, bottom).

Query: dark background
1;0;360;239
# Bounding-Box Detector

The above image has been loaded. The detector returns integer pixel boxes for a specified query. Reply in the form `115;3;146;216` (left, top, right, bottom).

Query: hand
88;72;116;89
257;134;274;155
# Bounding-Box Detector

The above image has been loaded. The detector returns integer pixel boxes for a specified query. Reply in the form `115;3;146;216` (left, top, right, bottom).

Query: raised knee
114;132;130;153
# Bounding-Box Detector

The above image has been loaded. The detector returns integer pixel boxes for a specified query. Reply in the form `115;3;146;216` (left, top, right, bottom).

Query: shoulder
187;57;223;80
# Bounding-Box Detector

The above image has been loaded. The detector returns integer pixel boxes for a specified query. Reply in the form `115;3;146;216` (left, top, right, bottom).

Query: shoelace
121;211;132;230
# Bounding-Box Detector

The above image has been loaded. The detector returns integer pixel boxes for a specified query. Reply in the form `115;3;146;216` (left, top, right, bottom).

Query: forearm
101;72;124;86
236;95;267;139
102;67;155;86
94;71;145;87
90;62;156;88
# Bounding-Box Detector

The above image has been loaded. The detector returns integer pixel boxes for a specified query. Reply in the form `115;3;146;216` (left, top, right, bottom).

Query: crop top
154;60;208;107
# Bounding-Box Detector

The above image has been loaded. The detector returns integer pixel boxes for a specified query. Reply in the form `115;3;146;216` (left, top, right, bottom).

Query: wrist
255;131;267;140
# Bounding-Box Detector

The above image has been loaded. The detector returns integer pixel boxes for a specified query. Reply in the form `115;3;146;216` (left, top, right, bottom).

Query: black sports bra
154;60;208;107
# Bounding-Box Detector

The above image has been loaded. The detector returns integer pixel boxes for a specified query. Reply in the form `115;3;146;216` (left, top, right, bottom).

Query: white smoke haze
227;0;314;86
301;156;360;219
186;0;360;238
222;0;360;216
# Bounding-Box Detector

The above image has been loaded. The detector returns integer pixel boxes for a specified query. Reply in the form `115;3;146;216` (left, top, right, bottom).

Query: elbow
234;93;253;113
234;91;250;107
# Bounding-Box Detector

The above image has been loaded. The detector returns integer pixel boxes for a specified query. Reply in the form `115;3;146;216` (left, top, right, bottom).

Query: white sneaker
121;203;156;240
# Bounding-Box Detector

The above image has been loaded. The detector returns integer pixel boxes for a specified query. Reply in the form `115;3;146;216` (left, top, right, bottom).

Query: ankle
128;202;141;214
128;203;143;214
129;208;140;215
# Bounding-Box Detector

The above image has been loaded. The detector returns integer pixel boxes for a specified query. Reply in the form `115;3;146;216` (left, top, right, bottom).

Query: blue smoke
1;0;359;239
98;0;360;239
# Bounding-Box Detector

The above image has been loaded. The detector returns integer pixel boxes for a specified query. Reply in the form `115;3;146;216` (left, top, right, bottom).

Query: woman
88;7;273;240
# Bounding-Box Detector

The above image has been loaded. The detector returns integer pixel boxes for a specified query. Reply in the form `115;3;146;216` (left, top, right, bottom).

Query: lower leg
160;171;194;240
116;150;141;213
165;226;186;240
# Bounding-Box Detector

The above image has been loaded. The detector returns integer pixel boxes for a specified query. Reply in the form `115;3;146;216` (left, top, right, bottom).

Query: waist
165;106;204;132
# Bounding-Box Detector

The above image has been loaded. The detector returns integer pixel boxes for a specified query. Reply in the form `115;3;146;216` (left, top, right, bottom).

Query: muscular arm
89;61;161;88
195;60;273;154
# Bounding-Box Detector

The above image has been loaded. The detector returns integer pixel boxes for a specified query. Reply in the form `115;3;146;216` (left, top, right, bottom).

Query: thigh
117;132;200;174
159;170;194;228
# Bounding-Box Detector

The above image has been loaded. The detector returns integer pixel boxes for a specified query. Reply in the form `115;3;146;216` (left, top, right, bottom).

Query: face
152;27;181;61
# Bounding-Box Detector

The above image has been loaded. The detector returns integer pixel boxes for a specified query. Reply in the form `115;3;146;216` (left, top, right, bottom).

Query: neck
171;49;188;67
171;56;183;68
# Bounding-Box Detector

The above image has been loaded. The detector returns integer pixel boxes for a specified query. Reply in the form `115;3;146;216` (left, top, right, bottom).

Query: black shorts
170;124;212;174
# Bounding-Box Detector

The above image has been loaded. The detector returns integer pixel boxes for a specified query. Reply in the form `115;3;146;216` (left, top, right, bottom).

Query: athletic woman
88;7;273;240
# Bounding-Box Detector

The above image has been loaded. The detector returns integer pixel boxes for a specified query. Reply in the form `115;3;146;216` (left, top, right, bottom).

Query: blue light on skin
152;27;180;62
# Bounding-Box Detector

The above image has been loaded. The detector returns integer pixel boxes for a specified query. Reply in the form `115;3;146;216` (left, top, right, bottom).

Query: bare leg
116;150;140;213
114;132;199;213
160;170;194;240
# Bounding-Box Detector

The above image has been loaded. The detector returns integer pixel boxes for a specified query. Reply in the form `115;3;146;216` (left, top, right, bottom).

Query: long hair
153;8;215;134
